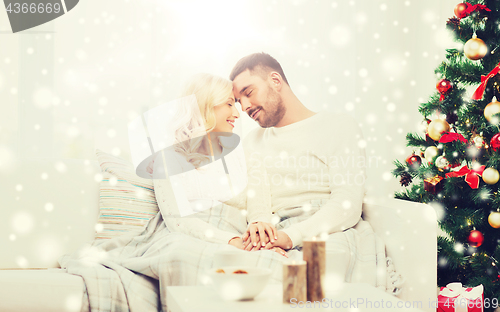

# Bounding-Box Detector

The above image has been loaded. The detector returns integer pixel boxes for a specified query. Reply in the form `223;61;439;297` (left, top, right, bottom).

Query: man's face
232;69;285;128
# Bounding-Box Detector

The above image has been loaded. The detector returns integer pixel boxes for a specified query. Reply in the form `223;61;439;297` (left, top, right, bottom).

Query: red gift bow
445;164;485;189
439;132;467;144
472;63;500;100
439;282;484;311
464;3;491;16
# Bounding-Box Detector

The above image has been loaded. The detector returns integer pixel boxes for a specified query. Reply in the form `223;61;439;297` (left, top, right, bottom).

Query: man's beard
258;86;286;128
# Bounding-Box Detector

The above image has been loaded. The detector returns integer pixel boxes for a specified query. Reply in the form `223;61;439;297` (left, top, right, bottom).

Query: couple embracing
150;52;366;258
59;52;401;312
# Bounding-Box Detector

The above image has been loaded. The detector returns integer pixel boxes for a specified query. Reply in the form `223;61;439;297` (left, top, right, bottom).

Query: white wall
0;0;460;201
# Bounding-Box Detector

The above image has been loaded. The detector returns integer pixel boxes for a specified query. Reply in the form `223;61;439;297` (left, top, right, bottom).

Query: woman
148;73;287;257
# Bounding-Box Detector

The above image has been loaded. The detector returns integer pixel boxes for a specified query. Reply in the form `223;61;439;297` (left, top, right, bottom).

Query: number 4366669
6;3;62;14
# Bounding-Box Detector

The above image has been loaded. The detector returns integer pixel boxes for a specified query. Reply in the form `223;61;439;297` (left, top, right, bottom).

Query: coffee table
166;282;428;312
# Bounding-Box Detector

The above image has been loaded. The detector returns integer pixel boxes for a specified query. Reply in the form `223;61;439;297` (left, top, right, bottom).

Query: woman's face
211;94;240;133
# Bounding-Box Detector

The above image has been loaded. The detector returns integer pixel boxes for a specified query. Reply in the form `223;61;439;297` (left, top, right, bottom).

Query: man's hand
228;237;244;249
242;221;277;249
264;231;293;250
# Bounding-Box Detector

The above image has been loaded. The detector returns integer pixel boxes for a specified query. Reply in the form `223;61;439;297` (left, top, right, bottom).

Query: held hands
228;236;287;257
243;221;278;248
242;222;293;252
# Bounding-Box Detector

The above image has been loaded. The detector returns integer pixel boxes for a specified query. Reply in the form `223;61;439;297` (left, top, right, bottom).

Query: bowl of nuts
207;266;272;301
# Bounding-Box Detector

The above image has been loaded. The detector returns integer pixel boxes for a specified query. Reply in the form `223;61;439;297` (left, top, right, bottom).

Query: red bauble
406;153;422;168
454;3;468;19
491;133;500;152
436;79;453;96
468;230;484;247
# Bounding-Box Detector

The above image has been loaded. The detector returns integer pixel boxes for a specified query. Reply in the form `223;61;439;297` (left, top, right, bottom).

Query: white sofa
0;158;438;312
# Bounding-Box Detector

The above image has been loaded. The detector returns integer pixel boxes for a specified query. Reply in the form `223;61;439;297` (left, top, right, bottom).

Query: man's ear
269;72;283;92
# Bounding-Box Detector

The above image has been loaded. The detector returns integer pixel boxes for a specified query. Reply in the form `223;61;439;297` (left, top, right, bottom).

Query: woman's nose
232;105;240;118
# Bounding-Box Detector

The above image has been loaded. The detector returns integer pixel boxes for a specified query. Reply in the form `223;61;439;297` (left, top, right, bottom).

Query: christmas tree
392;0;500;309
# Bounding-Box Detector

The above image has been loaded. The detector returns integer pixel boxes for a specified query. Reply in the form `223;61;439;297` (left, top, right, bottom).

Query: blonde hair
173;73;233;167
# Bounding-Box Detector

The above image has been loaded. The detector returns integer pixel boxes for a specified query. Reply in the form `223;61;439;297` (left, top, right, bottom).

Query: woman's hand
228;237;244;249
241;236;288;257
243;234;269;251
242;221;277;249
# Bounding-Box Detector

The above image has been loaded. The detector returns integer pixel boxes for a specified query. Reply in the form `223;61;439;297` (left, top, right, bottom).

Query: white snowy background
0;0;464;267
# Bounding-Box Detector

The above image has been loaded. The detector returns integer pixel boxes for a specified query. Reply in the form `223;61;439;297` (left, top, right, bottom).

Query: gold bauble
424;146;439;162
482;168;500;185
427;119;450;141
484;97;500;123
488;211;500;228
464;35;488;61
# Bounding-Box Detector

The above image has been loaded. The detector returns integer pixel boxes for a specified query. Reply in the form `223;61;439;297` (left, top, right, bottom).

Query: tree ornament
435;156;450;171
472;62;500;100
439;132;467;144
447;17;461;27
406;153;422;168
424;146;440;162
399;172;412;187
423;175;444;194
468;230;484;247
464;34;488;61
428;119;450;141
490;133;500;152
482;168;500;185
471;134;485;148
436;79;453;101
454;2;468;19
488;212;500;229
419;119;430;133
484;97;500;123
445;164;485;189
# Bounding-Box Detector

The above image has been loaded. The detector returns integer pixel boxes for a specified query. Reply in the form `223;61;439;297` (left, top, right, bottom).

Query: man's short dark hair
229;52;289;85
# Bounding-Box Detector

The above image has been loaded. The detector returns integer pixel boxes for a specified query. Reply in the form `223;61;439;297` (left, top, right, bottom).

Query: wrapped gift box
424;175;444;194
437;282;483;312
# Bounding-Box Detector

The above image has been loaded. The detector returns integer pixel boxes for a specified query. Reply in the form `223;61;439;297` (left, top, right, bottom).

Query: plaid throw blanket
58;200;403;312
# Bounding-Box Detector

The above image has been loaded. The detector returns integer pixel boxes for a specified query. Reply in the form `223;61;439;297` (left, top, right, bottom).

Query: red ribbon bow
459;3;492;19
472;64;500;100
445;165;485;189
439;132;467;144
464;3;491;16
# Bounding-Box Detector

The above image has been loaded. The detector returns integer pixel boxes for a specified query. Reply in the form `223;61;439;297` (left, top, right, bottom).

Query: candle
282;260;307;303
303;237;325;301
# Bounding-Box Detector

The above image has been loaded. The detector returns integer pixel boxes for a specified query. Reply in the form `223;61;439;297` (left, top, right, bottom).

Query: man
228;52;367;252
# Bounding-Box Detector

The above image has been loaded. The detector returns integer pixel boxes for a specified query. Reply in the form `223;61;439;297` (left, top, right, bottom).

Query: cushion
94;149;159;240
